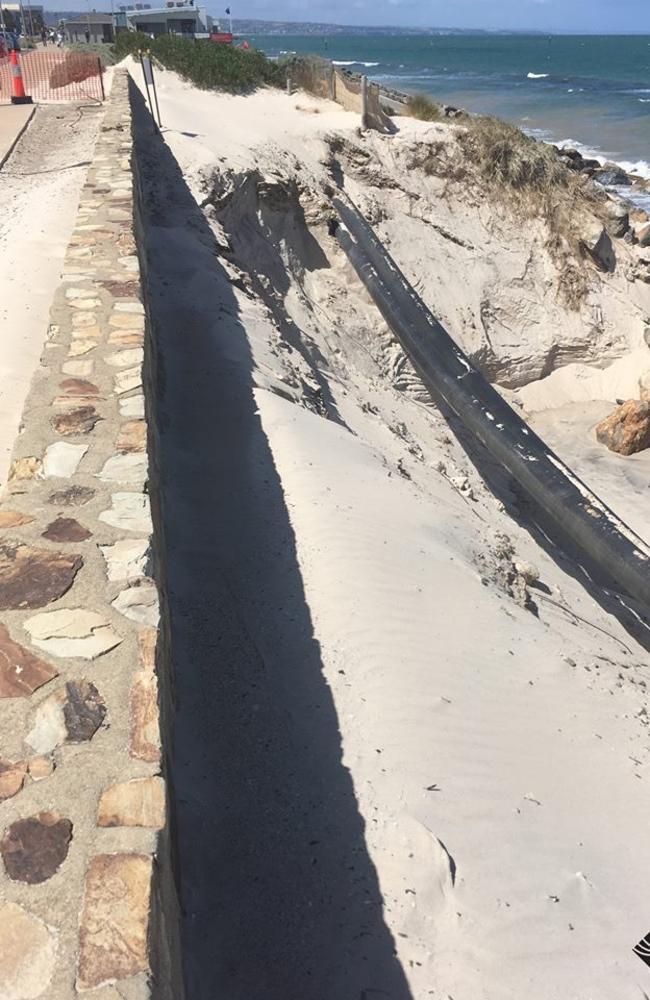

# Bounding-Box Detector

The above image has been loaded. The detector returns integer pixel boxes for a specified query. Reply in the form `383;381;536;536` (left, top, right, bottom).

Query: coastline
261;33;650;206
302;59;650;213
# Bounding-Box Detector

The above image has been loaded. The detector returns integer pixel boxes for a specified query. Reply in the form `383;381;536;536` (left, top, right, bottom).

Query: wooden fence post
361;74;369;128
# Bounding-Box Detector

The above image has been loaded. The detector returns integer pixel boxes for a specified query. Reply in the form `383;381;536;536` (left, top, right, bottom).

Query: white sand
131;62;650;998
0;104;100;494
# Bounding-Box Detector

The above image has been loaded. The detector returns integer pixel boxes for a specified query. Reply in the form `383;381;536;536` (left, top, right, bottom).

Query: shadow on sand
131;84;413;1000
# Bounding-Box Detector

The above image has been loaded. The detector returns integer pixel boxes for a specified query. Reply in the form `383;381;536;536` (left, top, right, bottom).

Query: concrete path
0;104;34;168
0;104;101;495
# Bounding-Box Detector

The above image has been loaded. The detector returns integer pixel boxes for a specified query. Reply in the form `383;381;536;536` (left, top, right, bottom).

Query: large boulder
635;221;650;247
603;199;630;238
594;161;630;186
595;399;650;455
580;222;615;271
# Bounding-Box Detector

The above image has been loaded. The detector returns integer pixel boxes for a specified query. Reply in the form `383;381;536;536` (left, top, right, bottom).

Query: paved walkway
0;103;34;167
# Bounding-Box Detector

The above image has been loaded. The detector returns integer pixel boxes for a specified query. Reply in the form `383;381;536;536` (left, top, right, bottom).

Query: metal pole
24;0;35;40
98;55;105;99
139;50;154;119
17;0;26;38
150;63;162;127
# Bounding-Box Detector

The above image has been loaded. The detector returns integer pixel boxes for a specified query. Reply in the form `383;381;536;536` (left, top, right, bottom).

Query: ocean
254;33;650;196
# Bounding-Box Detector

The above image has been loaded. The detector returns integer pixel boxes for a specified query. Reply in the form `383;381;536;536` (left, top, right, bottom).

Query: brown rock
98;776;165;828
109;313;144;330
42;517;92;543
8;456;43;489
1;811;72;884
138;627;157;671
130;671;160;763
63;679;107;741
77;853;153;990
0;544;82;610
0;759;27;801
116;232;137;254
0;624;57;698
48;485;96;506
117;420;147;454
0;902;57;999
27;756;55;782
27;679;106;753
101;279;140;298
53;394;100;410
595;399;650;456
108;331;144;347
59;378;100;397
51;405;100;436
0;511;33;529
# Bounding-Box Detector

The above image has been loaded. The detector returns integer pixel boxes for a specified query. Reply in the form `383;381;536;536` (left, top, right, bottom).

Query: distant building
2;2;44;33
116;1;212;38
63;11;114;43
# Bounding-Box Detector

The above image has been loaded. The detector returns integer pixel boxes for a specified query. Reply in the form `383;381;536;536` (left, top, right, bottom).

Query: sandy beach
127;59;650;999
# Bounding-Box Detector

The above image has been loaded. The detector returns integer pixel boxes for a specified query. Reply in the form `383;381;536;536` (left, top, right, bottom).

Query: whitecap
527;72;549;79
332;60;379;68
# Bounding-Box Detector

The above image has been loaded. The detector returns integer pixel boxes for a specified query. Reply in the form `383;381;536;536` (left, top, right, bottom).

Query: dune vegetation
113;32;284;92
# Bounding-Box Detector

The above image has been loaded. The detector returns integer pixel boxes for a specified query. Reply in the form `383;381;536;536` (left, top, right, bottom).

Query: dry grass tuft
453;116;604;308
407;93;443;122
458;116;566;192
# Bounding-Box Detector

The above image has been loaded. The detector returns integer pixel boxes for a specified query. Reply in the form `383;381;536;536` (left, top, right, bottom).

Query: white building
115;1;212;38
64;11;114;43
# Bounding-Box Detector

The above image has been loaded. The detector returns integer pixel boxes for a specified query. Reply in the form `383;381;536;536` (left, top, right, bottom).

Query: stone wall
0;69;181;1000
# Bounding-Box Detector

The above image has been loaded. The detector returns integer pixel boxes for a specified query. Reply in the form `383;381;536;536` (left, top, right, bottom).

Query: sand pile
129;62;650;1000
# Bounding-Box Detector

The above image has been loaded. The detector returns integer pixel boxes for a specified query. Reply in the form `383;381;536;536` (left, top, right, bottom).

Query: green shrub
67;41;117;66
112;31;284;93
113;31;145;59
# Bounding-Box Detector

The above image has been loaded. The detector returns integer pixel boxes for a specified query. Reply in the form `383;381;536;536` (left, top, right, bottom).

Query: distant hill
221;19;535;36
44;12;545;34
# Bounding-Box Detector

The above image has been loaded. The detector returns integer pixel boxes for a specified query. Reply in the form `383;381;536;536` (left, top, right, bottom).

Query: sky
214;0;649;33
43;0;649;32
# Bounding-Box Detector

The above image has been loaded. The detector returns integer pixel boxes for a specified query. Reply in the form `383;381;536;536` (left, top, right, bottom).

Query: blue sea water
255;34;650;183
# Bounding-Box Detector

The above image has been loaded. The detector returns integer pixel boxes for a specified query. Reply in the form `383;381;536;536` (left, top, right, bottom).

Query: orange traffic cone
10;50;33;105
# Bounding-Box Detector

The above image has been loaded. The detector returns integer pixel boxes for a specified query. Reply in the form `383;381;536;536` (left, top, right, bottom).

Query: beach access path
0;103;102;494
0;104;34;167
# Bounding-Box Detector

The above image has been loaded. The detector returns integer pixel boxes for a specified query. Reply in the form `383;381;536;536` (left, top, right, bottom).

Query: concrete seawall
0;69;181;999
